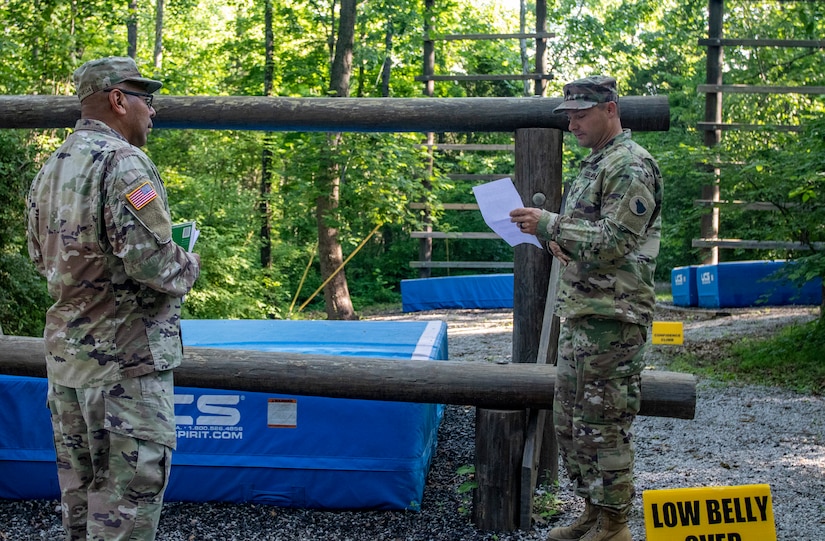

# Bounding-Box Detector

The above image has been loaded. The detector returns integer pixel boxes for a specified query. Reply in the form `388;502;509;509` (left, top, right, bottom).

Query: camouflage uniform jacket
536;130;662;326
27;119;200;388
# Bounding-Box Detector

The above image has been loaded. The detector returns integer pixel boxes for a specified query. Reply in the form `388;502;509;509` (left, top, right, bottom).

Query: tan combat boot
547;501;599;541
578;507;631;541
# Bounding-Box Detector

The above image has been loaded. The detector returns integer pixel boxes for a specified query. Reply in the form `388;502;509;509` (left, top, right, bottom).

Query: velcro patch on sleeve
126;181;158;210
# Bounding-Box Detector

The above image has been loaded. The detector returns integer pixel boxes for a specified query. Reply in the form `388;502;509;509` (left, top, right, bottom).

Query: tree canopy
1;0;823;335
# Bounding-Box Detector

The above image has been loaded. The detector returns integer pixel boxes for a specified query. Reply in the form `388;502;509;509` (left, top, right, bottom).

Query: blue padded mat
0;319;448;510
401;274;514;312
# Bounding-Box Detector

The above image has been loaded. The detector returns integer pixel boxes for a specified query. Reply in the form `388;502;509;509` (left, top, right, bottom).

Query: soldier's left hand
509;207;541;235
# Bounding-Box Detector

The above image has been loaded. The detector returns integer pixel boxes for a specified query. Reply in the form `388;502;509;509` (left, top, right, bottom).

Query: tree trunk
330;0;356;99
154;0;164;69
317;0;358;320
535;0;548;96
260;143;273;268
259;0;275;268
127;0;138;59
381;22;393;98
519;0;529;97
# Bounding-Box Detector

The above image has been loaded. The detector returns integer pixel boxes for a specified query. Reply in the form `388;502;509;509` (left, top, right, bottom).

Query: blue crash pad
401;274;514;312
0;319;448;510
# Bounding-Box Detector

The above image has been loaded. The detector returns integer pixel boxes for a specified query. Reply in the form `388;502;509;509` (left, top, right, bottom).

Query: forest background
1;0;824;337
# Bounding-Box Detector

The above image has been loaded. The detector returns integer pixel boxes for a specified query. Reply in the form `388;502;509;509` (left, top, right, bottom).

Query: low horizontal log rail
0;335;695;419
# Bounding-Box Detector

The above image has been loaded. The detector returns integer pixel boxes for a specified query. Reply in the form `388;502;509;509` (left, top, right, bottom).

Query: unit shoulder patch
629;195;649;216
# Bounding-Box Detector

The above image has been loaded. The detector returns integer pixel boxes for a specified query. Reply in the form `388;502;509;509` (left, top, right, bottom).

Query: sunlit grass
670;319;825;395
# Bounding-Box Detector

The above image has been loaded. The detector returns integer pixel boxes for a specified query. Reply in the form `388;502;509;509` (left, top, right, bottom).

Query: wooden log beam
692;238;825;250
0;95;670;133
0;335;696;419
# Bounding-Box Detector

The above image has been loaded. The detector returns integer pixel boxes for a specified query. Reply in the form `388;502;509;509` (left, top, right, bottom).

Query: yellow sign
643;484;776;541
652;321;684;345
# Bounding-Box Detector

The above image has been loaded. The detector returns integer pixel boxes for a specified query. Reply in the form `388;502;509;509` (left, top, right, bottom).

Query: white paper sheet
472;177;543;248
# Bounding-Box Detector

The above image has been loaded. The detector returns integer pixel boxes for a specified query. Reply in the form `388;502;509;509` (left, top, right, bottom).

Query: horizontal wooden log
410;231;501;239
415;74;553;82
693;199;798;211
425;32;556;42
0;335;695;419
697;83;825;95
409;202;480;210
417;144;514;151
699;38;825;48
696;121;802;132
0;95;670;133
447;173;513;181
408;261;515;269
692;238;825;250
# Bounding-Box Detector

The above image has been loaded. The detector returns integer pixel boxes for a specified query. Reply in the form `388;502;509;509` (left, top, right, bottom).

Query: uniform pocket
581;377;629;425
597;446;633;472
103;391;175;503
103;391;176;449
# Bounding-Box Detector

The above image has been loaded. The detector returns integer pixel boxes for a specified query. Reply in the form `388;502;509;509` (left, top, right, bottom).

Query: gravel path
1;305;822;540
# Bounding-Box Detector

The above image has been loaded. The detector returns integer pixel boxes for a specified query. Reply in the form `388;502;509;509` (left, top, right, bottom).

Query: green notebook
171;221;199;252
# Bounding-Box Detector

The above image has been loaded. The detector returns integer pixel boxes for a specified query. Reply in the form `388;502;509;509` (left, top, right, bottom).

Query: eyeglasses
103;88;154;108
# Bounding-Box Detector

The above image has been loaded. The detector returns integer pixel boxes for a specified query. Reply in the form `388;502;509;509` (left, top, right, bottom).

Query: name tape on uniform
643;484;776;541
652;321;684;345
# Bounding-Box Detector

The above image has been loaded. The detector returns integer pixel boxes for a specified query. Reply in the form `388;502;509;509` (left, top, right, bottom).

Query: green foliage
0;251;51;337
0;130;55;336
455;463;477;516
533;478;563;524
671;320;825;395
1;0;824;323
703;117;825;287
730;320;825;394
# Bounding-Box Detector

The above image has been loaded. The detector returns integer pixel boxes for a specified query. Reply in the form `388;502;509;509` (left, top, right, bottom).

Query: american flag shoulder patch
126;181;158;210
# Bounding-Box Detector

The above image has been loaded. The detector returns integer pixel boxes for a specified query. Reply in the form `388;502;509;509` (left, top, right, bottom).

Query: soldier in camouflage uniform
510;76;663;541
27;57;200;541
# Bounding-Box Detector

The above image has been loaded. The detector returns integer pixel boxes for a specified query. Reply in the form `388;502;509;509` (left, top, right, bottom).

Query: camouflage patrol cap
552;76;618;113
73;57;162;101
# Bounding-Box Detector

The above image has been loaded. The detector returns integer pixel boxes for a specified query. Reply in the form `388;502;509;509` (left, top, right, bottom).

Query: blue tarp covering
695;260;822;308
401;274;514;312
0;320;448;510
671;266;698;307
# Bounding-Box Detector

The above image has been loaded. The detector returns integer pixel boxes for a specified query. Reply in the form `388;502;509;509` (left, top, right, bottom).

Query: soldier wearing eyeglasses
27;56;200;541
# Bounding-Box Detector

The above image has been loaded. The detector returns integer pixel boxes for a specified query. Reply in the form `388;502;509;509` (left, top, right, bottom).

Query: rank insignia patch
126;181;158;210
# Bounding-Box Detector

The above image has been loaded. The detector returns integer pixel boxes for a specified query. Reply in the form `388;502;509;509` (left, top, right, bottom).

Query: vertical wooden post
702;0;724;265
515;128;563;528
473;409;525;530
512;128;560;368
474;128;562;531
418;0;437;278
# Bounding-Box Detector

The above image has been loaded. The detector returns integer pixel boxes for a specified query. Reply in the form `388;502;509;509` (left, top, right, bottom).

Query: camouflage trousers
553;317;646;513
47;370;177;541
